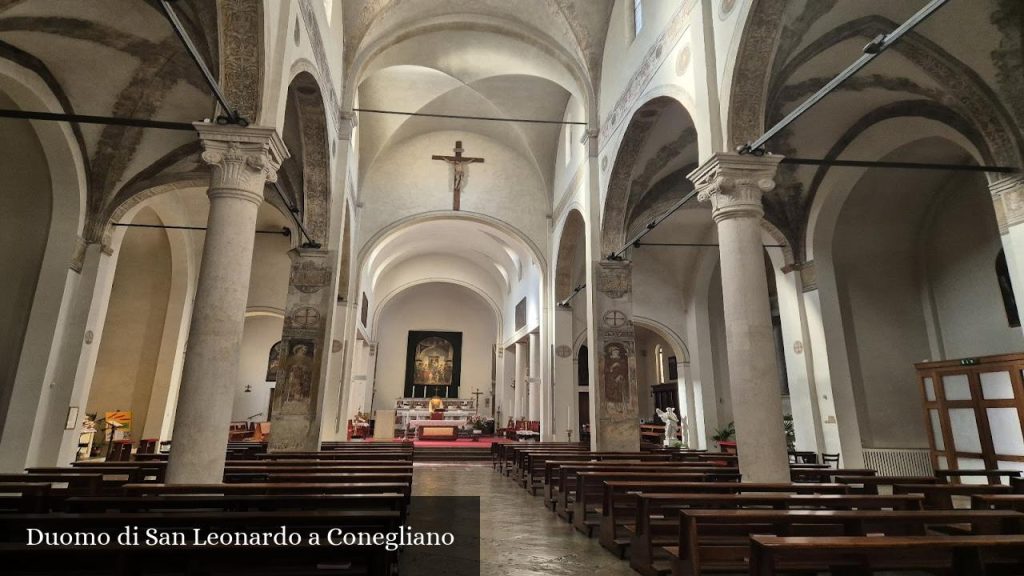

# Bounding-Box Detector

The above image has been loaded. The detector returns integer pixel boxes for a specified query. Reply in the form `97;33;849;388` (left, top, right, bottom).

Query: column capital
990;176;1024;230
689;153;783;222
583;128;599;158
338;111;358;141
194;122;289;206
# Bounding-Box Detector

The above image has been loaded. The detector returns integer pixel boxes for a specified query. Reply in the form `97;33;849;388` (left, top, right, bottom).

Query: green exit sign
959;358;979;366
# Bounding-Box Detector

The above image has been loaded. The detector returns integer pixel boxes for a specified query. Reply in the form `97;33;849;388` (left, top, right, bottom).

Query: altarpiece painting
404;331;462;398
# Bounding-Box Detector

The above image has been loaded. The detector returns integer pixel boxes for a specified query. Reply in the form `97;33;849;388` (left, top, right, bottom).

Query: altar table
408;419;468;441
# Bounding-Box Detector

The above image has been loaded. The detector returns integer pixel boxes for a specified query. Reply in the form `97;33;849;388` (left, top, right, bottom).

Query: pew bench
893;483;1013;509
570;472;741;535
934;468;1023;485
0;482;52;513
747;534;1024;576
546;463;734;512
666;509;1024;576
618;493;924;570
834;475;938;494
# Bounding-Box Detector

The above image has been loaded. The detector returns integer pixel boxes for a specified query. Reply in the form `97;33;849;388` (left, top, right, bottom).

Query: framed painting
404;331;462;398
266;341;283;381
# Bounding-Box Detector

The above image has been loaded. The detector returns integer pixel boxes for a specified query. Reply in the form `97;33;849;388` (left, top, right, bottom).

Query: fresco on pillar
595;261;639;416
274;339;319;415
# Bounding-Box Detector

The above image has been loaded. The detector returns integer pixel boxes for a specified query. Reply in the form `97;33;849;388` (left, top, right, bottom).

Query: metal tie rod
353;108;588;126
0;109;194;130
159;0;245;125
741;0;950;154
610;187;701;260
271;179;320;248
112;222;291;236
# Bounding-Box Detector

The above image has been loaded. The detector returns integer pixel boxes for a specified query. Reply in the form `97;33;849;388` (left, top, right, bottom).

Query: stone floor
411;462;636;576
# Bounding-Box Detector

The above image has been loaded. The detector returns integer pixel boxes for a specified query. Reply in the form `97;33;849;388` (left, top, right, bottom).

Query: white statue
656;407;680;447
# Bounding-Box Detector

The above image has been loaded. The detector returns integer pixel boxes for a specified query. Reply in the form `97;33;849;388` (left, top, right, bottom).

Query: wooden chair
822;452;840;468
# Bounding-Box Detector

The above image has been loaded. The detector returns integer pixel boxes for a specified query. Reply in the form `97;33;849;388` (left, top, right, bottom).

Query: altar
393;397;476;436
408;419;468;441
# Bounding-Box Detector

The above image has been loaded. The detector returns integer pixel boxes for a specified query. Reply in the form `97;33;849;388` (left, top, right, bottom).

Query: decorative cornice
194;123;289;205
689;153;783;223
298;0;341;134
599;0;697;150
69;236;88;273
991;176;1024;229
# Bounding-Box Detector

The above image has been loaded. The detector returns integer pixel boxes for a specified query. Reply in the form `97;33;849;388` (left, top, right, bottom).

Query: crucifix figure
471;387;484;415
432;140;484;211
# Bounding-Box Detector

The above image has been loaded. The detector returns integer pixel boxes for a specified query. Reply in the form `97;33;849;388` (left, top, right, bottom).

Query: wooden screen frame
916;353;1024;483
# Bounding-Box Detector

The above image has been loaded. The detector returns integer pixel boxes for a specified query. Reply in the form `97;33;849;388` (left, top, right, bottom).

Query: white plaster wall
232;315;283;422
832;183;934;449
373;283;498;409
0;100;51;434
927;182;1024;357
504;257;543;342
246;233;292;310
358;131;549;250
88;210;172;438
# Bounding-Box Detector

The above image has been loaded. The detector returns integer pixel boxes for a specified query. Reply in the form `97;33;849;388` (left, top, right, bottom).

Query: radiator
862;448;933;476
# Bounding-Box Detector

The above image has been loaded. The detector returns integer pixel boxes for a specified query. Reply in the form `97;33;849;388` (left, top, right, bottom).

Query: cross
432;140;484;211
471;387;483;415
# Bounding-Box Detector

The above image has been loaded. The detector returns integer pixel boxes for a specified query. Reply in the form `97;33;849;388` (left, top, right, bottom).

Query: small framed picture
65;406;79;430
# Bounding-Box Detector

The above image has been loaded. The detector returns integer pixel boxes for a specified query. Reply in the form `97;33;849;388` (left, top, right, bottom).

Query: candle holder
566;429;573;442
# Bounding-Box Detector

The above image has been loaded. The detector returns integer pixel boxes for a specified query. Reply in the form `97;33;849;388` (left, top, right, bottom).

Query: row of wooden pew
494;441;1024;575
0;441;416;575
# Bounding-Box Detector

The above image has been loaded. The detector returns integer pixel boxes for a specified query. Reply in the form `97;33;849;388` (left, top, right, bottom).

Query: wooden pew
791;467;876;483
893;483;1013;509
542;461;727;509
570;472;741;535
26;466;162;483
555;466;739;520
934;468;1022;485
973;494;1024;512
64;492;408;522
619;493;924;567
522;453;674;494
668;509;1024;576
835;475;938;494
0;483;52;513
748;534;1024;576
0;473;104;497
122;482;413;504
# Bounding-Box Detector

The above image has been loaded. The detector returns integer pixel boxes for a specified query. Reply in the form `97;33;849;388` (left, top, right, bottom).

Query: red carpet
360;437;510;448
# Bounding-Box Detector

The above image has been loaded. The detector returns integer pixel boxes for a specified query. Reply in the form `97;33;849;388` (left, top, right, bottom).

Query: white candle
567;406;571;427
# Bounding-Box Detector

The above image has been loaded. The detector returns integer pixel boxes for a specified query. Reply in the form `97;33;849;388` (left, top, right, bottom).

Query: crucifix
471;387;483;415
432;140;484;211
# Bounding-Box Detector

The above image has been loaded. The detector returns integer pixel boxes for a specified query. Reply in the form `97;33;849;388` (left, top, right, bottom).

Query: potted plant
712;421;736;453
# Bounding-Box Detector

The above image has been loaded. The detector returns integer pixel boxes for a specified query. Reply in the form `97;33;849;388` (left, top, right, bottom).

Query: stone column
992;177;1024;329
514;341;528;419
689;153;789;483
591;260;640;452
165;124;287;484
553;307;575;441
528;332;541;421
269;248;336;451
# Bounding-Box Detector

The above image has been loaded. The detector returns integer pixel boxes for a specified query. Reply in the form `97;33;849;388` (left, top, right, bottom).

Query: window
632;0;644;38
997;250;1021;328
655;345;665;384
